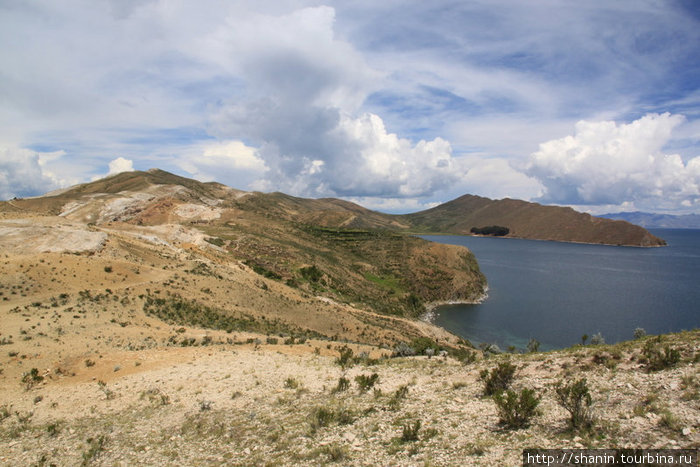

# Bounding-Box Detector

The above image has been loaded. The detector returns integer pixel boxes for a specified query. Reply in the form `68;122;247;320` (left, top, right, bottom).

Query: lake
422;229;700;350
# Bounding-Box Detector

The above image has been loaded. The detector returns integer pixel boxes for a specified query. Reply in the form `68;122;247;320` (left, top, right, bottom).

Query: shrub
103;266;113;273
527;338;540;353
555;378;594;431
493;388;541;429
643;338;681;372
401;420;421;442
392;342;415;357
299;265;323;283
589;333;605;346
335;345;355;369
451;348;477;364
310;406;354;431
388;385;409;410
21;368;43;389
332;376;350;394
355;373;379;393
480;361;516;396
284;377;300;389
410;337;439;355
633;327;647;339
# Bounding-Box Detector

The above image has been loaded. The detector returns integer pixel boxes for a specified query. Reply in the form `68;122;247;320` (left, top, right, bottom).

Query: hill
0;169;486;336
403;194;666;246
601;212;700;229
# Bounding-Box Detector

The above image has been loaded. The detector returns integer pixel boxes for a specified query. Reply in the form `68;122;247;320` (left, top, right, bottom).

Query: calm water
422;229;700;350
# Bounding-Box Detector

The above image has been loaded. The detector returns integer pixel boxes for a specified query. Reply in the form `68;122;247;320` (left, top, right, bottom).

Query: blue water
422;229;700;350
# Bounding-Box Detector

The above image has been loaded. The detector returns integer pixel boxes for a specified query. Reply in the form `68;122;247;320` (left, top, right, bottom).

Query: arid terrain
0;170;696;465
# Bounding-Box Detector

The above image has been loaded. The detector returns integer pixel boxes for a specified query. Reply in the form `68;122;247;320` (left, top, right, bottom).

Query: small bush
480;361;516;396
633;327;647;339
284;377;300;389
451;348;477;364
388;385;409;410
103;266;113;273
310;406;354;431
81;436;107;466
643;337;681;371
299;265;323;283
392;342;415;357
555;378;594;431
401;420;421;442
355;373;379;393
410;337;439;355
332;376;350;394
589;332;605;346
526;338;540;353
493;388;541;429
21;368;43;389
335;345;355;369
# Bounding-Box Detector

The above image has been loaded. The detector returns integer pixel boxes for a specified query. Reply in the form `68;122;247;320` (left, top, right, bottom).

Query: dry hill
403;194;666;246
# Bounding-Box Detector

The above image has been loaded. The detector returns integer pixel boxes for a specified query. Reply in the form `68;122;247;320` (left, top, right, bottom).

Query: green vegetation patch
142;294;323;339
363;272;404;294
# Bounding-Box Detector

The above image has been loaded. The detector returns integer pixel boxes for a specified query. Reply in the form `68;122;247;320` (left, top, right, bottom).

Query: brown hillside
404;194;666;247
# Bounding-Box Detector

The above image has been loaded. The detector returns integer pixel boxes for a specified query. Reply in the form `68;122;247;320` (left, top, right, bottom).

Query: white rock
682;427;691;436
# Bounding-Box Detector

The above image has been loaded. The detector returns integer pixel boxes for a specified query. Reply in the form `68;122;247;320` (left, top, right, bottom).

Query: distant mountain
402;194;666;247
600;212;700;229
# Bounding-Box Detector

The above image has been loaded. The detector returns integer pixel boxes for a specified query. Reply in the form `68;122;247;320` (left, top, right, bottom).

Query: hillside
0;169;486;333
404;194;666;247
601;212;700;229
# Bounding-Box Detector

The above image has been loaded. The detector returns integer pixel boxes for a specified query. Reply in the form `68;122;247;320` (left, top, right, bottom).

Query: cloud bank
527;113;700;211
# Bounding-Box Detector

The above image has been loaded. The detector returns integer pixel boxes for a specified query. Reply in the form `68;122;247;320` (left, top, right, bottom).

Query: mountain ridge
3;168;665;246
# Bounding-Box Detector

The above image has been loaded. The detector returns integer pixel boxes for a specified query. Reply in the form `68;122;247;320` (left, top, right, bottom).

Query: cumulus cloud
205;6;463;199
0;146;59;199
176;140;267;189
107;157;134;175
526;113;700;210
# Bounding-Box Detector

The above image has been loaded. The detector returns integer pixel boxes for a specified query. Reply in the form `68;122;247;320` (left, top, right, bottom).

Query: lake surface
422;229;700;350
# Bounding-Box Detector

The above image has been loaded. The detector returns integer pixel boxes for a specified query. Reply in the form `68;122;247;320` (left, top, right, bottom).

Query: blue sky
1;0;699;214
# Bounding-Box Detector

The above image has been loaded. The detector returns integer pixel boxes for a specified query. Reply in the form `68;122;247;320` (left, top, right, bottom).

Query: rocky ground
0;326;697;466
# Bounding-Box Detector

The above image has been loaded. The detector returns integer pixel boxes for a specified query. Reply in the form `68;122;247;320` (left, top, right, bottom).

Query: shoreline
420;287;489;323
416;232;666;248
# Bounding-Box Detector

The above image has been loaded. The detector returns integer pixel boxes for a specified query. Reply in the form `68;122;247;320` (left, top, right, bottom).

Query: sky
1;0;700;215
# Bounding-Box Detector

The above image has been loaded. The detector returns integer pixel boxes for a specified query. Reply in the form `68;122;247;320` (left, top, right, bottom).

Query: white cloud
176;140;267;189
526;113;700;210
107;157;134;175
0;146;59;199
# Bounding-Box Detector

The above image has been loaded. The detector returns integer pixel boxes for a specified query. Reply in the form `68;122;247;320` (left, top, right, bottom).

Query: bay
421;229;700;350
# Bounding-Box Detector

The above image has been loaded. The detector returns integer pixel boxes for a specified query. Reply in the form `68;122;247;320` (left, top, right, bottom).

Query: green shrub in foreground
480;361;516;396
555;378;594;431
493;388;541;429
